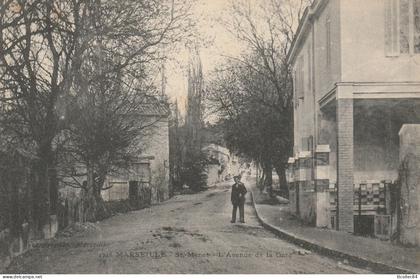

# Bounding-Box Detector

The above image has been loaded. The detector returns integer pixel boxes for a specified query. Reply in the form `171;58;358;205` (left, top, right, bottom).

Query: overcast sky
161;0;309;117
164;0;246;116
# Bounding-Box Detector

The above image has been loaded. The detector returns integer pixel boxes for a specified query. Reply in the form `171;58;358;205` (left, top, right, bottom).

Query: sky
164;0;246;116
163;0;308;117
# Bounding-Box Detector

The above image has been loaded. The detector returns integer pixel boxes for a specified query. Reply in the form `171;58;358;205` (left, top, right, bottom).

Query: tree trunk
257;163;265;193
31;159;50;238
82;165;110;222
275;166;289;199
49;166;58;213
262;161;273;197
39;142;59;213
9;168;21;235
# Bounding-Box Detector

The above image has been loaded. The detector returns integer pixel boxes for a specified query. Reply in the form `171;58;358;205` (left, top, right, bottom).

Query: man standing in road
231;175;247;223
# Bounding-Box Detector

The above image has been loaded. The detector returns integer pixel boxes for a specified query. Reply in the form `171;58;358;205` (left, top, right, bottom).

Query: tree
0;0;94;235
169;100;185;193
59;0;193;221
208;58;292;196
171;49;208;192
0;0;194;227
60;67;168;221
207;0;312;196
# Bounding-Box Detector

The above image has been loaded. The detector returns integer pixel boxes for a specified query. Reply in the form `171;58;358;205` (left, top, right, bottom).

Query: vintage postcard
0;0;419;277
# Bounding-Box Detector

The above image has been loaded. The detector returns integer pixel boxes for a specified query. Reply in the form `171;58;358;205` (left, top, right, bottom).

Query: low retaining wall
2;186;152;272
0;215;58;272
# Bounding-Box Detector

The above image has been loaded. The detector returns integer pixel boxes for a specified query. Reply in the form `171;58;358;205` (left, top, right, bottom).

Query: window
386;0;420;55
415;0;420;52
293;56;305;107
131;162;151;183
326;17;331;66
293;70;297;107
385;0;400;55
307;43;312;92
401;0;410;53
296;56;304;101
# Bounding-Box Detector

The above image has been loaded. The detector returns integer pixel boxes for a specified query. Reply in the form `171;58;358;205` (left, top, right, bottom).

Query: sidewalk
249;184;420;274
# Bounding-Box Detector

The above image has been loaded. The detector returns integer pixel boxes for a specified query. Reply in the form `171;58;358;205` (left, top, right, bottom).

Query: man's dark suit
231;182;247;222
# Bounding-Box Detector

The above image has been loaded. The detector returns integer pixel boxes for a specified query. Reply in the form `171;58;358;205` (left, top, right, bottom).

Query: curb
250;190;415;274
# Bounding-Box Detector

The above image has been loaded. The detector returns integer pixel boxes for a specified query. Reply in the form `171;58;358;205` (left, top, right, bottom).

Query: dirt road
6;182;369;274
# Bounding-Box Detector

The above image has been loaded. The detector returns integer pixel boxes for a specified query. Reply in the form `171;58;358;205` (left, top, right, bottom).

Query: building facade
201;144;245;185
60;97;170;213
101;99;170;204
287;0;420;236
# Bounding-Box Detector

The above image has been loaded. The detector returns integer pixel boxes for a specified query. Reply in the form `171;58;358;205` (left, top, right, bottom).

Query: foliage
170;120;208;192
170;51;208;193
0;0;94;231
59;0;190;221
208;58;293;196
207;0;312;196
179;148;208;191
0;0;193;226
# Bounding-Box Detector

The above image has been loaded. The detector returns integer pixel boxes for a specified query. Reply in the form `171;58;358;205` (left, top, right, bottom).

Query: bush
105;198;150;216
180;150;208;192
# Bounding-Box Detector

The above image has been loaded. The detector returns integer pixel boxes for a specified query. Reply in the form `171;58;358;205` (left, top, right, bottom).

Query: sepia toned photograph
0;0;419;276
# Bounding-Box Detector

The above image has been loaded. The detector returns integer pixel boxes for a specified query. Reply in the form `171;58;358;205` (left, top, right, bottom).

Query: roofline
140;113;170;118
287;0;329;65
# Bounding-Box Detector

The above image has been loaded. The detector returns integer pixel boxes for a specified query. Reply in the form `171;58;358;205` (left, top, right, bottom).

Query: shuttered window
307;43;312;93
414;0;420;52
293;70;297;108
400;0;410;53
385;0;400;56
326;17;332;65
293;56;304;108
386;0;420;55
297;56;304;101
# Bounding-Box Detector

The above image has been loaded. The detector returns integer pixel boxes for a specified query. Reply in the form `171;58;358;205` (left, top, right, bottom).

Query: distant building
287;0;420;240
202;144;246;185
102;97;170;204
60;96;170;208
202;144;229;185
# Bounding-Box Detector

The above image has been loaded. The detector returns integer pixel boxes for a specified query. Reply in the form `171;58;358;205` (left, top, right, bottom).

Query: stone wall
206;164;221;186
296;152;316;224
298;186;316;225
287;158;297;215
398;124;420;246
0;215;57;272
142;118;170;203
288;184;297;215
0;225;29;272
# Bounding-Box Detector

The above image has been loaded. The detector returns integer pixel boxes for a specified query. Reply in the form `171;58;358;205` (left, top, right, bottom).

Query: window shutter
307;45;312;93
293;70;298;108
415;0;420;53
326;18;331;65
385;0;400;56
298;57;304;100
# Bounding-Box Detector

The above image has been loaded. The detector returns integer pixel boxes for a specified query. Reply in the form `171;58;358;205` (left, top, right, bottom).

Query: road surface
6;182;369;274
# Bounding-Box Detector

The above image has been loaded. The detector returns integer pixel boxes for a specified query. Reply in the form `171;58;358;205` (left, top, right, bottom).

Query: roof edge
287;0;329;65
